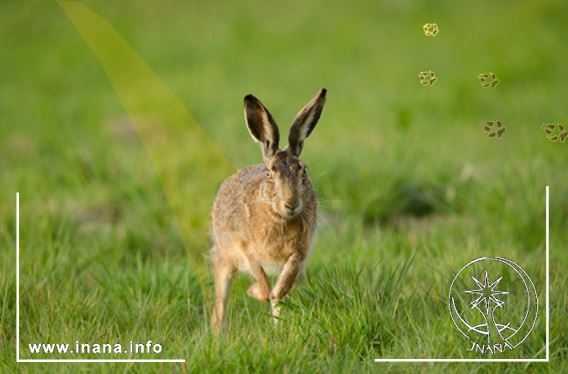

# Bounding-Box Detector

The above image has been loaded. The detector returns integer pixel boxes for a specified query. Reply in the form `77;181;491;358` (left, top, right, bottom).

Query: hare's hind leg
211;255;236;333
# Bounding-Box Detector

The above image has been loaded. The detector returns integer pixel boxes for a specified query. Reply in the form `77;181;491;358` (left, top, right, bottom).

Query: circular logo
448;257;538;355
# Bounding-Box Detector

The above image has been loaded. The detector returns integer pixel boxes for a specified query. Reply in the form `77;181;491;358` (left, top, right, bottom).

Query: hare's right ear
244;94;280;159
287;88;327;156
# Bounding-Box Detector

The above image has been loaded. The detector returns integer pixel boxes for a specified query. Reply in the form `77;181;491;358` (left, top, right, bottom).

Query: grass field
1;0;567;372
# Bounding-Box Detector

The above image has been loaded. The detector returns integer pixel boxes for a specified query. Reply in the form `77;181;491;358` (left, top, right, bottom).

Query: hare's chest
237;256;284;276
255;220;308;258
249;238;292;276
259;259;285;276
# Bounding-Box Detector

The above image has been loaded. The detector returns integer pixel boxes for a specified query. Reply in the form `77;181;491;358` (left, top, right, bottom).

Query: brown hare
210;88;327;332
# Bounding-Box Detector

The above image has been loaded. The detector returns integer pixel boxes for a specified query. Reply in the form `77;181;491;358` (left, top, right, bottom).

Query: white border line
546;185;550;361
18;359;186;363
374;359;549;363
15;192;186;363
16;192;20;362
375;185;550;363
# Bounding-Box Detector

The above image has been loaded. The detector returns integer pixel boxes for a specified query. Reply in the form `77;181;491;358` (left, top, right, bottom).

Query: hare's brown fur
210;89;327;332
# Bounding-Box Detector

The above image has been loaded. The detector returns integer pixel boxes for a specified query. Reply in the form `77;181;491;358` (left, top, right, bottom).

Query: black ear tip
319;88;327;98
244;94;257;103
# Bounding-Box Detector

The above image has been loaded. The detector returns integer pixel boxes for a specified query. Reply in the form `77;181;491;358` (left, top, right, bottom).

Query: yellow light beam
58;1;233;261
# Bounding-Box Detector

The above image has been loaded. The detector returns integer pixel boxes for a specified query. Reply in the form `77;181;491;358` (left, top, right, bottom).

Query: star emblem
465;271;510;315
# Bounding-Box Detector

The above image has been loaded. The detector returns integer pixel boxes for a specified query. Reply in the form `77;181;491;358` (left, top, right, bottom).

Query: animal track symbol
418;70;438;86
483;120;506;139
479;72;500;88
543;123;567;143
423;23;439;37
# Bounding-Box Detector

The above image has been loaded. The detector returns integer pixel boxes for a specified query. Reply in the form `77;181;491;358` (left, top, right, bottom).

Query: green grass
1;0;567;372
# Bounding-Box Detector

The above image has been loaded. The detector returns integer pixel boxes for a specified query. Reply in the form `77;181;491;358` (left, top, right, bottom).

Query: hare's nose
284;203;298;215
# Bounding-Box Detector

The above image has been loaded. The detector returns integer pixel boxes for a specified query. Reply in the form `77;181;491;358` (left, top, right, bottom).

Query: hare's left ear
244;94;280;159
287;88;327;156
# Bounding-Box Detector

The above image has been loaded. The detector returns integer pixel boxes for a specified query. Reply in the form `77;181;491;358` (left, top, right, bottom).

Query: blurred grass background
1;0;567;372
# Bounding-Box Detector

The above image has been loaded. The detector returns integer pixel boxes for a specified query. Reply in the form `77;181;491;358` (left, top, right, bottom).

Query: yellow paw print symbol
483;120;506;139
418;70;437;86
479;72;500;88
543;123;567;143
422;23;439;37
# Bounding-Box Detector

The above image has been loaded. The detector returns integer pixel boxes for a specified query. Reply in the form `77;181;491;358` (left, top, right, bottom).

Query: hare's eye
265;170;272;178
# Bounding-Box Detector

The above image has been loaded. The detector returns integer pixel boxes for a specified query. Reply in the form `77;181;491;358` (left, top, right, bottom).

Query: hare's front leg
211;257;236;333
270;253;305;322
242;250;271;302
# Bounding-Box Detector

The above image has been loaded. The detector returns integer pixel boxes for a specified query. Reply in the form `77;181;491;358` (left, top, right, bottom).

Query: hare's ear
244;94;280;159
287;88;327;156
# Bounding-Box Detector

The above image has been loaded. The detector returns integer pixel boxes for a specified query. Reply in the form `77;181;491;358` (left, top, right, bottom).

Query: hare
210;88;327;332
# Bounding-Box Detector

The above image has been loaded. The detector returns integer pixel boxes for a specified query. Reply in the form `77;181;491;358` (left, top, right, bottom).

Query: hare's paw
270;298;282;325
246;282;270;302
211;311;225;334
